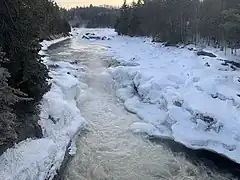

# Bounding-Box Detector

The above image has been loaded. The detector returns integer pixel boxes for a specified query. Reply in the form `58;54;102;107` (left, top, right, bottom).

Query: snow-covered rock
82;32;111;41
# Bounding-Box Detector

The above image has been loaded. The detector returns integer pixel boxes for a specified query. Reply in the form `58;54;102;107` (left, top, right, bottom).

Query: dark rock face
150;138;240;178
51;141;73;180
197;51;217;58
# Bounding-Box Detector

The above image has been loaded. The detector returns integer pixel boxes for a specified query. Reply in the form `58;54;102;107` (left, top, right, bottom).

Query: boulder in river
82;33;111;41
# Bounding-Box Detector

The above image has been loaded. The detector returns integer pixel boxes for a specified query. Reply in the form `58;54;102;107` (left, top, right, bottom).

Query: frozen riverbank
0;37;87;180
75;28;240;164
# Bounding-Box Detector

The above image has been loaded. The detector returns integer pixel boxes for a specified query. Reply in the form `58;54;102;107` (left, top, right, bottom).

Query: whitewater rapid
57;38;235;180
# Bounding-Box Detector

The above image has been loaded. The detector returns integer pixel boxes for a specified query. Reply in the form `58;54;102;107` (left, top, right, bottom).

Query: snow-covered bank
75;28;240;164
40;37;71;51
0;37;87;180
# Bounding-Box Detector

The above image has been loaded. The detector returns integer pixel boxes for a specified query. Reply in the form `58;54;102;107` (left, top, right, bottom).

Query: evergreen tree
115;0;131;35
0;49;28;153
65;5;119;28
128;0;143;36
0;0;71;154
221;8;240;51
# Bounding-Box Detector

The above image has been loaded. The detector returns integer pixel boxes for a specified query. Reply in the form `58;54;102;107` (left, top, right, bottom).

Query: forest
115;0;240;50
0;0;70;154
65;5;119;28
65;0;240;51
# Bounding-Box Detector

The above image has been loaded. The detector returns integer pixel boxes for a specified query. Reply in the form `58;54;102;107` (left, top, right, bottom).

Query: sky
55;0;127;8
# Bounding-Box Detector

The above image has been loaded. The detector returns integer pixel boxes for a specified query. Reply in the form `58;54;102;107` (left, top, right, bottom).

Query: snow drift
75;28;240;164
0;37;87;180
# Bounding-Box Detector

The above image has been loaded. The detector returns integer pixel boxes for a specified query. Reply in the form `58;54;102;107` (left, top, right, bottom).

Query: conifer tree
115;0;131;35
0;0;71;154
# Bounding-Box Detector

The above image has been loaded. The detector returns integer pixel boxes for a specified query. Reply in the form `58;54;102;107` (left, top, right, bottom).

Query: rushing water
48;39;237;180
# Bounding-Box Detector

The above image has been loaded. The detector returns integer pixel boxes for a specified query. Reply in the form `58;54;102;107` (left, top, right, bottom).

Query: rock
82;35;89;39
226;60;240;68
211;94;218;99
231;65;237;71
70;60;78;65
86;32;95;36
101;36;107;40
223;144;236;152
48;115;57;124
237;77;240;83
52;141;73;180
221;62;229;66
205;62;210;67
178;44;185;49
91;36;101;40
52;129;88;180
48;64;60;69
195;113;215;124
152;36;163;43
164;42;178;47
197;51;217;58
40;54;47;58
173;101;182;107
82;33;110;41
218;60;240;71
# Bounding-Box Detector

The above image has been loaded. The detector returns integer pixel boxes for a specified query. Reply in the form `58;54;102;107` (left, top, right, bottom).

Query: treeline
115;0;240;49
66;5;119;28
0;0;70;154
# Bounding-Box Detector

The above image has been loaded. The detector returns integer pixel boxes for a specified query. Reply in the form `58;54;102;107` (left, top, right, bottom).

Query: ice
130;122;170;138
0;139;57;180
76;28;240;164
116;86;134;101
125;97;168;126
57;52;72;56
40;37;70;51
0;36;87;180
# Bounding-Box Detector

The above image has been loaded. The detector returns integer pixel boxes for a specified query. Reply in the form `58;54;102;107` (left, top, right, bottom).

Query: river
47;38;238;180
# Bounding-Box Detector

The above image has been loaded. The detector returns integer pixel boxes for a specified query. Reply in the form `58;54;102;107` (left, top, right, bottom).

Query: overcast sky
55;0;129;8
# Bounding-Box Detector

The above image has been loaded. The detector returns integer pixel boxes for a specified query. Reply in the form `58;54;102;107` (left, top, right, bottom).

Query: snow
74;28;240;164
40;37;70;51
0;36;87;180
